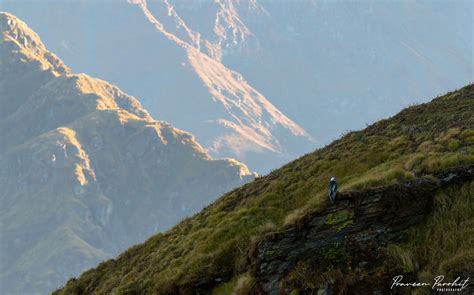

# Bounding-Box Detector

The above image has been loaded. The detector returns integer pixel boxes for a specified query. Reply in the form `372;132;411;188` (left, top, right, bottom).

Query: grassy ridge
55;84;474;294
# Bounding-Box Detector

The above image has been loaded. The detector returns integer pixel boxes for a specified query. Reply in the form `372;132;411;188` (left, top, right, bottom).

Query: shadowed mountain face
0;12;254;295
1;0;472;173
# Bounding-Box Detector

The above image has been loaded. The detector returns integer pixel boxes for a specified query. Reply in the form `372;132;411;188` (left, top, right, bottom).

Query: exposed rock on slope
54;85;474;294
0;12;254;295
251;166;474;294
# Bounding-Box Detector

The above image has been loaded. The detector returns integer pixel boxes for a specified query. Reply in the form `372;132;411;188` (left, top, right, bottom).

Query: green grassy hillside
55;84;474;294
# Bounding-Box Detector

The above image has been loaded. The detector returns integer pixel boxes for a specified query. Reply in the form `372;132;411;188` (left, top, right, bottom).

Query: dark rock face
250;166;474;294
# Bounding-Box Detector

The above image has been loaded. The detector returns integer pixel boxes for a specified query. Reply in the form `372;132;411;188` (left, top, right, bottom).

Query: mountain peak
1;11;41;47
0;11;70;76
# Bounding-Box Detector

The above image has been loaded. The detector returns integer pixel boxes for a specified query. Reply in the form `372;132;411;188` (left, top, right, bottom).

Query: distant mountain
0;12;254;295
1;0;472;173
55;84;474;294
0;0;315;173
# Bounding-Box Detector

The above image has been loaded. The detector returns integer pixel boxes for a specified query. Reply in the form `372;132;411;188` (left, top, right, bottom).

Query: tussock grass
387;181;474;294
55;85;474;294
212;272;255;295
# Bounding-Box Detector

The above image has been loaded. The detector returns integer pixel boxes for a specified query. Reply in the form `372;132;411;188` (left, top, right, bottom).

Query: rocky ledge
249;166;474;294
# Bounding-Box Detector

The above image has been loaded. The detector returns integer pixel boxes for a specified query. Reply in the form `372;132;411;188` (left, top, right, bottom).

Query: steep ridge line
248;165;474;294
128;0;313;158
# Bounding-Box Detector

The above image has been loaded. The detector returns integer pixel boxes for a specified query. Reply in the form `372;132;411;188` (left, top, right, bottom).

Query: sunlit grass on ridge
55;84;474;294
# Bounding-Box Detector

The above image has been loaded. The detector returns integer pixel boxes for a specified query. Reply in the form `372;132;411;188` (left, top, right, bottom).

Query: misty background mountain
0;12;254;294
2;0;472;173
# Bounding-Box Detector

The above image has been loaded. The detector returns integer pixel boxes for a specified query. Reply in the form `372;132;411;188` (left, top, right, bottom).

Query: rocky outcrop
250;166;474;294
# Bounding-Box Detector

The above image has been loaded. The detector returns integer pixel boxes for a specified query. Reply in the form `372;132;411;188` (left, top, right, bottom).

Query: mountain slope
135;0;312;156
0;12;254;295
55;84;474;294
